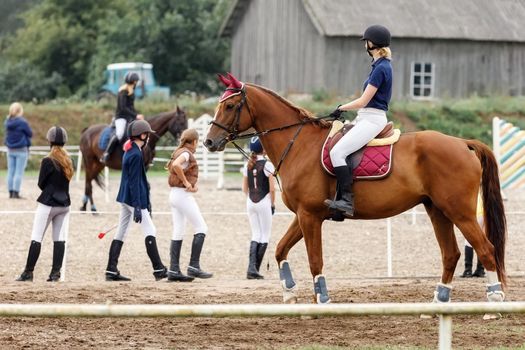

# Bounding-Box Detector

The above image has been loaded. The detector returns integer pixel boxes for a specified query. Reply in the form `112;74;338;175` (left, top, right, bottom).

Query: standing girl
166;128;212;282
105;119;167;281
325;25;392;217
242;137;275;279
16;126;73;282
4;102;32;198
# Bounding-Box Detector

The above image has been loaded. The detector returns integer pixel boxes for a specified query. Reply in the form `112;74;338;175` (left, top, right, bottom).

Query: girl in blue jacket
104;119;167;282
4;102;32;199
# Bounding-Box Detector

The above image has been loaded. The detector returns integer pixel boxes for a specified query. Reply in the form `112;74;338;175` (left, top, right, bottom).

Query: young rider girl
242;136;275;279
16;126;73;282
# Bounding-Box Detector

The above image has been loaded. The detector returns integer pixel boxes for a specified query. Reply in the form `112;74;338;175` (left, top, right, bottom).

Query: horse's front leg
276;216;303;304
297;211;329;304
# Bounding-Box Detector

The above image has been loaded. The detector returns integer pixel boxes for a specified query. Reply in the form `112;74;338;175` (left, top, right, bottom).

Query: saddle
321;121;401;180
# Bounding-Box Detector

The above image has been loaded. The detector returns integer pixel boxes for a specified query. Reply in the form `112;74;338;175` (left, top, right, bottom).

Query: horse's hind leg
275;216;303;304
424;203;460;304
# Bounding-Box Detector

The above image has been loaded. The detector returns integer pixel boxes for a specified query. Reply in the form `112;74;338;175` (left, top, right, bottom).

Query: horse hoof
483;313;502;320
79;207;86;212
283;289;297;304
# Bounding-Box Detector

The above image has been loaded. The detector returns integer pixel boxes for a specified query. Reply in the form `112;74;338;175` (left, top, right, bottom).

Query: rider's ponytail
247;152;258;171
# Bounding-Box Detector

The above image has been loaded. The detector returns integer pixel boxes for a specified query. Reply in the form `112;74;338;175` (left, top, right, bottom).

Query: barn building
220;0;525;99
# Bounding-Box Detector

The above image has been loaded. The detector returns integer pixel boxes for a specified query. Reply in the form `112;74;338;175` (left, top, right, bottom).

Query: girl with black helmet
165;128;213;281
242;136;275;279
104;119;167;281
325;24;393;217
100;71;145;163
16;126;74;282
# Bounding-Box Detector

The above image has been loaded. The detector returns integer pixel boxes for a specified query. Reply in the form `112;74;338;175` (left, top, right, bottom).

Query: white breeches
330;108;387;167
113;203;156;241
169;187;208;240
246;194;272;243
31;203;70;242
115;118;127;141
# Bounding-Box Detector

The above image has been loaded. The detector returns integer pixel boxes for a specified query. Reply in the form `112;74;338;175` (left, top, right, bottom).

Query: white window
410;62;435;99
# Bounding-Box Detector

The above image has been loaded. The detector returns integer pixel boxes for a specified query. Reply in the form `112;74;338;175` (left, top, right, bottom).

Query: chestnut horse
205;74;506;306
79;107;187;211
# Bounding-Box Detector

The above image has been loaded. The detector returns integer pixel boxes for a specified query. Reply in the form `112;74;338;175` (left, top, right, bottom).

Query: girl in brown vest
165;128;212;282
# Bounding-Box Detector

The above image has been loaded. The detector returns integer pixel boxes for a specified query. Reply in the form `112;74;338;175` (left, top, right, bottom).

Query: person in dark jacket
16;126;73;282
4;102;32;198
104;119;167;281
100;72;144;163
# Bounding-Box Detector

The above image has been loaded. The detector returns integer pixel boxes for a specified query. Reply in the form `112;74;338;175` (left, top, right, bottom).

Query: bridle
209;86;339;186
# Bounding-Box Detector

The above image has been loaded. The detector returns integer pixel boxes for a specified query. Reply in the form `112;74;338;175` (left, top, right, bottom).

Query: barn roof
220;0;525;42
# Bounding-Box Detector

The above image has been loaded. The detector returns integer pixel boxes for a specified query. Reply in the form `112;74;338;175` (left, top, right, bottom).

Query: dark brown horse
79;107;187;211
205;74;506;307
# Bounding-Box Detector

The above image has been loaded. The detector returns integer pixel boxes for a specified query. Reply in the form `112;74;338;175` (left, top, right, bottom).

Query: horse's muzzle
204;138;226;152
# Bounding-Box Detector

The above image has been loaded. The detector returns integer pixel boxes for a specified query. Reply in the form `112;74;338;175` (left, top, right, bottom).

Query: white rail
0;302;523;349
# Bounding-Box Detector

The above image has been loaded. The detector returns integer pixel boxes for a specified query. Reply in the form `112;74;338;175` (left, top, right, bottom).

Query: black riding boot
255;242;268;274
16;240;41;282
167;240;194;282
247;241;264;279
324;165;354;216
473;259;486;277
47;241;65;282
145;236;167;281
105;239;131;281
461;246;474;278
100;134;119;164
187;233;213;279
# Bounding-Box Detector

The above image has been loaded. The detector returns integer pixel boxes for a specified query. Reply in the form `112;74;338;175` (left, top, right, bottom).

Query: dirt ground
1;175;525;349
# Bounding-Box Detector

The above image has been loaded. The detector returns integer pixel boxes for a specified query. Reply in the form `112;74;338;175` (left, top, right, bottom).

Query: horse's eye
226;103;235;110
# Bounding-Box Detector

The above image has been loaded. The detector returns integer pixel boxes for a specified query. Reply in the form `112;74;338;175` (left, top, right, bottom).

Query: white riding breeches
31;203;70;242
113;203;156;241
330;108;388;167
247;194;272;243
169;187;208;240
115;118;127;141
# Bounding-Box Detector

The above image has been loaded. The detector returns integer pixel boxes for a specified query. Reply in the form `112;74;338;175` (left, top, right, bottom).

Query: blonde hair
176;128;199;151
378;47;392;59
118;83;135;95
48;146;74;181
8;102;23;118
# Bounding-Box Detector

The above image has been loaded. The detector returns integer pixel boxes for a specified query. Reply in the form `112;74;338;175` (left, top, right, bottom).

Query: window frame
410;62;435;100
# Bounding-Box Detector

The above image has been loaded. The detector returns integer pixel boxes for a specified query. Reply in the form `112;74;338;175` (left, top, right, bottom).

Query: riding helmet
361;25;391;47
249;136;263;153
47;126;68;146
124;72;140;84
128;119;155;138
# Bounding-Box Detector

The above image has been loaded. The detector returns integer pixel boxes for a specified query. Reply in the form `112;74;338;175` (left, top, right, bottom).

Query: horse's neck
148;113;172;138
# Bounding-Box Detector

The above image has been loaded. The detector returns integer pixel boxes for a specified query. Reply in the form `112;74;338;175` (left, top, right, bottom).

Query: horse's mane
246;83;330;128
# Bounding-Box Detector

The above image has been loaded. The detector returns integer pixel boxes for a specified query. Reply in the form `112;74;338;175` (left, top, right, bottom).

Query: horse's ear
217;73;231;87
226;72;242;88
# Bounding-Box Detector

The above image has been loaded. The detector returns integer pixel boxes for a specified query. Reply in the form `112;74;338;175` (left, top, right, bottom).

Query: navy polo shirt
363;57;392;111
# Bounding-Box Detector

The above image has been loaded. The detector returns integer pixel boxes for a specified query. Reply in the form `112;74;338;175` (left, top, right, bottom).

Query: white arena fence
1;302;524;350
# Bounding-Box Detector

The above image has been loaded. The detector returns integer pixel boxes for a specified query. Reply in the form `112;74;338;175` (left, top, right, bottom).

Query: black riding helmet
124;72;140;84
127;119;155;138
47;126;68;146
361;25;391;48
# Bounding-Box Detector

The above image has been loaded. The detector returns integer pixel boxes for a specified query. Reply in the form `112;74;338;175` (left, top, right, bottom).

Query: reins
210;86;341;189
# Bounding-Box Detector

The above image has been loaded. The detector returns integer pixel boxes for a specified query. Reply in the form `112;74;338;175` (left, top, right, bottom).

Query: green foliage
0;0;232;102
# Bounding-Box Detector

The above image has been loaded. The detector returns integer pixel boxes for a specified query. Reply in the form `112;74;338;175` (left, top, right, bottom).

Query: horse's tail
466;140;507;287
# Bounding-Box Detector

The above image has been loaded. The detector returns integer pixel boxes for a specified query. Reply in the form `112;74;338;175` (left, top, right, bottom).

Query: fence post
104;167;110;203
217;152;224;189
386;218;392;277
438;314;452;350
76;150;82;182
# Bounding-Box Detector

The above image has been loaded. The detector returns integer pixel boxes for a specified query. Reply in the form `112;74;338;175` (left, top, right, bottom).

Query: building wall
230;1;525;99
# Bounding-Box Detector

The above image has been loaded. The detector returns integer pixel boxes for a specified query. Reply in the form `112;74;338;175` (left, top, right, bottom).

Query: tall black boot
47;241;65;282
247;241;263;279
473;259;486;277
167;240;194;282
16;240;41;282
145;236;167;281
100;134;119;164
105;239;131;281
187;233;213;279
255;242;268;273
461;245;474;278
324;165;354;216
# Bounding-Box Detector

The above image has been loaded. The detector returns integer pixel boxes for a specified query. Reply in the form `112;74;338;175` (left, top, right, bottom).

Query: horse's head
168;106;188;142
205;73;254;152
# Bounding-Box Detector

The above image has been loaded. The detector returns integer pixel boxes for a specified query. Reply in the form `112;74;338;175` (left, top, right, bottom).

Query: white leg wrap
486;270;499;285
